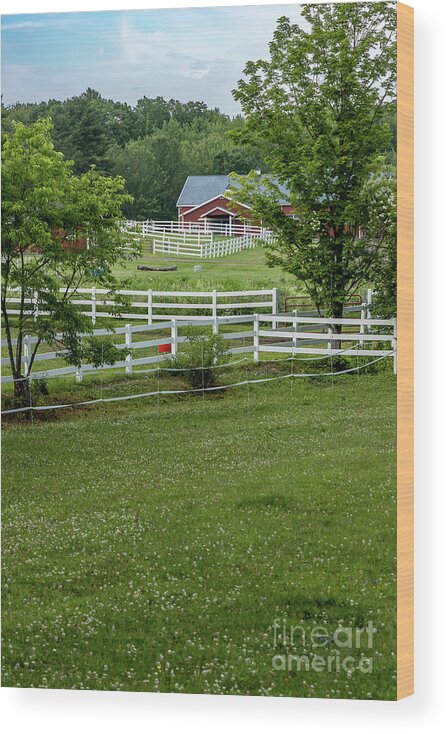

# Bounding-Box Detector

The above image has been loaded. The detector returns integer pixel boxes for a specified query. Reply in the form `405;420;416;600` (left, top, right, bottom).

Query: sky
1;4;302;116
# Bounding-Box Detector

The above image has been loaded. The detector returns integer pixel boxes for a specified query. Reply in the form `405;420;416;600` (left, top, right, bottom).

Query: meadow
110;244;296;294
2;370;397;699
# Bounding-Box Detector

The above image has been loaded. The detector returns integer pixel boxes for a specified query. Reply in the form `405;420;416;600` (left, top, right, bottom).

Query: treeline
1;88;263;219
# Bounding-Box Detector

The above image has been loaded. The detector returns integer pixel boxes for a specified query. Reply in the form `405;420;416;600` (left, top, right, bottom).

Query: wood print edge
396;0;414;701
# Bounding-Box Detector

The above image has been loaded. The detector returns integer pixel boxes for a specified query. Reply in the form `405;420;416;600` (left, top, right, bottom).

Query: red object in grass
158;343;172;354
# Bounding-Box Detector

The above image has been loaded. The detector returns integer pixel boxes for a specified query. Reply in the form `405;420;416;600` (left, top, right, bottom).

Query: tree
104;99;136;147
61;89;112;174
1;118;135;408
110;122;187;220
180;116;264;176
134;96;171;138
232;2;397;334
2;93;266;217
368;171;397;318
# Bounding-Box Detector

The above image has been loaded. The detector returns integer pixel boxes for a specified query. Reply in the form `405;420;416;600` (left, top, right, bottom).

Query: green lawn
1;371;397;698
110;245;296;294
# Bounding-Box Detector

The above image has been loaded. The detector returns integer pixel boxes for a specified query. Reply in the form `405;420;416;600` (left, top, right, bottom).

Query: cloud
1;5;302;114
2;18;73;31
3;63;38;83
114;16;240;85
119;18;168;65
113;18;216;87
184;63;211;81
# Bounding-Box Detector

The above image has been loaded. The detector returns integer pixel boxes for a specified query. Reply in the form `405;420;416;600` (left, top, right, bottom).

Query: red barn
26;229;88;253
176;174;293;232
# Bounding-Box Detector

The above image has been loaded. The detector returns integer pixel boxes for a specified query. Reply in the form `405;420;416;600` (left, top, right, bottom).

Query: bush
169;328;227;389
304;356;350;374
31;378;50;400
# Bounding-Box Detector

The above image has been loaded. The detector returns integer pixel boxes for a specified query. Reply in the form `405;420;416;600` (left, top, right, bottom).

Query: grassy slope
2;373;396;698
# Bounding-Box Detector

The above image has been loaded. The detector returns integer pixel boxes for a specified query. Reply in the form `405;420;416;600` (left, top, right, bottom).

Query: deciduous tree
232;2;397;331
1;119;135;407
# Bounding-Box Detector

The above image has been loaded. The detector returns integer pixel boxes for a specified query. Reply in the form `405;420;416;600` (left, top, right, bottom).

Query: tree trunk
13;376;31;410
330;234;345;353
331;300;344;352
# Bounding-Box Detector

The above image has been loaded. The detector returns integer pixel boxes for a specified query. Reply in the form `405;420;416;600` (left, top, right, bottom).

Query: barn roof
176;174;291;208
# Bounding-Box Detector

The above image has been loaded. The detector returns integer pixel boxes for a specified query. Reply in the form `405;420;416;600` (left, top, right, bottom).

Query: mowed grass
110;245;296;294
1;373;397;698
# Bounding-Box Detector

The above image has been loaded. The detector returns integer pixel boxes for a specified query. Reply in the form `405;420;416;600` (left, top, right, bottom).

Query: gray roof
176;174;290;208
176;175;230;207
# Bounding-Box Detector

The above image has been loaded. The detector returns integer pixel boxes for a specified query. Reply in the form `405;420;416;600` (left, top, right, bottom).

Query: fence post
363;289;373;345
91;286;97;325
33;291;39;321
293;309;298;348
360;289;366;345
23;334;31;376
327;326;333;355
272;287;280;329
253;313;260;362
367;288;373;320
392;317;397;375
125;323;133;375
147;289;153;325
76;364;83;383
212;289;218;321
171;319;177;357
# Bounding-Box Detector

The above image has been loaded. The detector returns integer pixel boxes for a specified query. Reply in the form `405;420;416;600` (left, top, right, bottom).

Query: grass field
1;370;397;698
110;245;296;294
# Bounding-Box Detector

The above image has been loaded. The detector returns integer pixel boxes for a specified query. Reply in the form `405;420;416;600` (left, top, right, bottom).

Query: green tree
232;2;397;333
134;96;171;138
110;122;187;219
1;93;265;216
1;119;135;407
52;89;112;174
368;170;397;318
180;116;264;176
104;99;136;147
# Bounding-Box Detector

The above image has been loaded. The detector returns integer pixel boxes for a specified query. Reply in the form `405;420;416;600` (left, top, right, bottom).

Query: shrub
169;328;227;389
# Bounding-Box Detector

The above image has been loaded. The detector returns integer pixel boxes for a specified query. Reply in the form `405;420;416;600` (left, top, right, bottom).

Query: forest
1;85;396;223
1;88;263;220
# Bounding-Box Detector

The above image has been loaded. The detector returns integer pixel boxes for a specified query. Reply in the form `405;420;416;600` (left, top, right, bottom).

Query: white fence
153;232;262;258
4;287;280;324
124;219;273;239
123;219;275;258
1;313;397;385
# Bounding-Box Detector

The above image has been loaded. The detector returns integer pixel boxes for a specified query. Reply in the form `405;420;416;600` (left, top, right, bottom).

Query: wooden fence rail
1;313;397;384
122;219;275;257
4;287;280;325
124;219;274;239
152;232;263;258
